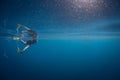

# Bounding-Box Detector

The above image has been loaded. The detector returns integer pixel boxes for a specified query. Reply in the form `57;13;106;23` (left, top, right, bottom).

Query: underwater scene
0;0;120;80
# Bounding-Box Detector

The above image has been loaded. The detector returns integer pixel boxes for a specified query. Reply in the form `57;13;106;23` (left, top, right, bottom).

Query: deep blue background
0;0;120;80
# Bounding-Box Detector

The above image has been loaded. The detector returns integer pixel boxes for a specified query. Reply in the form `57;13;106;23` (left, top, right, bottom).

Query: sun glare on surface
66;0;106;11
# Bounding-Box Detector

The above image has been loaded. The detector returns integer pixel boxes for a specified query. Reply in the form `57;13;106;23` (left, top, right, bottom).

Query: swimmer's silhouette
13;24;37;54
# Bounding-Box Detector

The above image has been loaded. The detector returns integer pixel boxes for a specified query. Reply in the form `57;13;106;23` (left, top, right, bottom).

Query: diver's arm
16;23;31;32
16;24;23;33
23;26;31;30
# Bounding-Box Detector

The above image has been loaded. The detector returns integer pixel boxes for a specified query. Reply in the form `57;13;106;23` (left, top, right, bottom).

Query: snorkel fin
17;47;23;54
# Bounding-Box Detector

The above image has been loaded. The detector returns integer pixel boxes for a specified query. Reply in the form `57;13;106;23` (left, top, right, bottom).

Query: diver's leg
17;45;30;54
20;39;27;44
22;45;30;52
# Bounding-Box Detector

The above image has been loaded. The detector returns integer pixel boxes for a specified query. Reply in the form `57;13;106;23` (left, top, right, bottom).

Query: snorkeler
13;24;37;54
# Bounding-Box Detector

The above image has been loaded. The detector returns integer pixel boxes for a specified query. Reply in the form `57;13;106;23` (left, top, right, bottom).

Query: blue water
0;39;120;80
0;0;120;80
